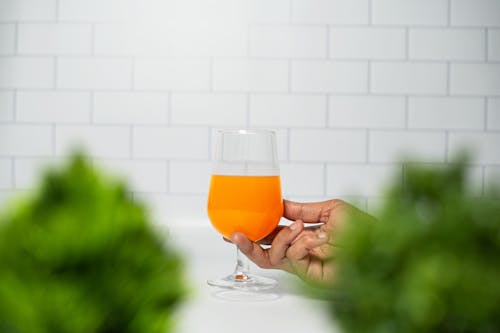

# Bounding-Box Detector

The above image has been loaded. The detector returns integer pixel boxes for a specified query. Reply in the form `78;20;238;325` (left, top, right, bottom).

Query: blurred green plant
0;153;185;333
325;157;500;333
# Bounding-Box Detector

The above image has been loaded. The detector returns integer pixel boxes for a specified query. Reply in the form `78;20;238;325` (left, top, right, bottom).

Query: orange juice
207;175;283;242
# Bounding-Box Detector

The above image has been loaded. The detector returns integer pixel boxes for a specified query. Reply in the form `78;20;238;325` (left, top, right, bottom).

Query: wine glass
207;129;283;291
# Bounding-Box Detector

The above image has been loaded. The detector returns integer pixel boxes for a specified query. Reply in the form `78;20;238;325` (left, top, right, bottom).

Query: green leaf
321;156;500;333
0;152;186;333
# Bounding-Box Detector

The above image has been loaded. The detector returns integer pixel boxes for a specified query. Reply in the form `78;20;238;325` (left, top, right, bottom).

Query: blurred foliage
0;153;185;333
325;157;500;333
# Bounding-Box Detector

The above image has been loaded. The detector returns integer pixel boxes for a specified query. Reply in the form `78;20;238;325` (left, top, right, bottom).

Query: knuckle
302;235;319;248
257;261;272;269
285;250;298;260
269;256;280;267
330;198;345;206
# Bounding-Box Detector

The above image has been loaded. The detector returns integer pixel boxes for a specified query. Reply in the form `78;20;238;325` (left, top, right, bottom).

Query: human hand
230;199;360;284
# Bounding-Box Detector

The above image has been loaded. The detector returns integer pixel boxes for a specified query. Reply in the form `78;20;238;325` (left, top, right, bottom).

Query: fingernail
289;222;297;230
230;233;238;243
317;232;328;239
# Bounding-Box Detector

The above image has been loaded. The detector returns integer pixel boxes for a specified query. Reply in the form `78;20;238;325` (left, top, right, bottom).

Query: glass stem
233;246;251;282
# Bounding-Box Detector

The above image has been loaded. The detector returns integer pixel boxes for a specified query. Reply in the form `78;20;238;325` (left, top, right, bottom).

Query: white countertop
167;226;341;333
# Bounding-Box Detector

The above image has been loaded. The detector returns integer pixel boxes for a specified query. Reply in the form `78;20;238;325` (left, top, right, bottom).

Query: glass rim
216;129;276;135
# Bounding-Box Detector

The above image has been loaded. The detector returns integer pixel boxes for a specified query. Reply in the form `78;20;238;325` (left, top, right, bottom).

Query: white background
1;0;500;226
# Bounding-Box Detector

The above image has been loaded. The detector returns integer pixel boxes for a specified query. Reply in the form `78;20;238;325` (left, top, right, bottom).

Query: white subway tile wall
250;26;327;58
0;91;14;121
0;124;53;156
451;0;500;27
371;62;448;95
0;158;12;189
0;24;15;55
450;64;500;95
13;157;63;189
0;57;54;88
409;29;485;61
489;98;500;130
171;93;247;126
0;0;57;21
292;60;368;93
369;131;447;163
93;92;168;124
18;23;93;55
408;97;485;130
484;166;500;193
280;163;325;197
326;164;400;196
213;59;288;92
0;0;499;224
329;96;405;128
97;158;169;193
55;125;131;158
489;29;500;61
372;0;448;26
292;0;369;25
329;27;405;60
250;95;326;127
17;91;91;123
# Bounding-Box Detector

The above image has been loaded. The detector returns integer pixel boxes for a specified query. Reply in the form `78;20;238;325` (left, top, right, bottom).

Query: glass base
207;272;277;291
212;289;280;302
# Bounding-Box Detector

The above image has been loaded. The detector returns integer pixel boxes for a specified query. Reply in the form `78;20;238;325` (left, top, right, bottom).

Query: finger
258;224;321;246
283;199;344;223
268;221;304;266
230;232;272;269
286;231;329;261
257;226;286;245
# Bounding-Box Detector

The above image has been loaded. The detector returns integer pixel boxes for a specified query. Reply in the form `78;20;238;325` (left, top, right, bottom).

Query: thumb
230;232;272;269
230;232;253;254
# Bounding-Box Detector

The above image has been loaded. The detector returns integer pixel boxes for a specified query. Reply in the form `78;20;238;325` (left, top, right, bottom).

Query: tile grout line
90;23;96;56
286;128;291;162
485;28;489;62
167;91;172;125
208;126;213;169
13;89;18;122
13;21;19;55
447;0;452;27
484;97;489;131
129;124;133;159
11;157;15;190
166;160;170;194
323;162;327;197
54;56;58;90
129;49;136;160
368;0;373;25
246;93;250;128
209;57;214;92
55;0;60;21
287;59;292;93
324;94;329;128
246;21;251;58
89;91;94;124
404;96;409;129
367;61;371;93
366;129;370;163
444;130;449;163
446;61;451;95
481;165;486;196
131;56;136;91
52;122;57;157
325;24;330;59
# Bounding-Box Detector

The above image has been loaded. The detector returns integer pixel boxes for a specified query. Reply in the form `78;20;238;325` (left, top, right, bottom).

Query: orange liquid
207;175;283;242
